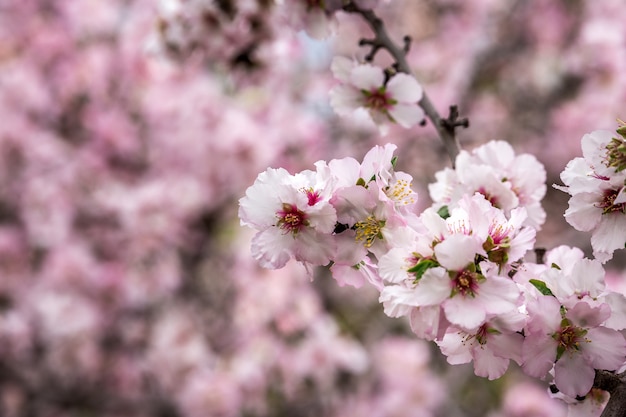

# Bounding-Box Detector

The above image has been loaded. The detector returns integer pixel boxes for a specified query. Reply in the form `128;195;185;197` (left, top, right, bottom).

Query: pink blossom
522;296;626;397
239;165;338;269
437;311;526;380
329;57;424;132
557;129;626;262
488;381;567;417
430;140;547;229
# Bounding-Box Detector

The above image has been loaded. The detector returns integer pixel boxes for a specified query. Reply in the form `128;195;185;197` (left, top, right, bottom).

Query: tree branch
342;2;465;165
596;371;626;417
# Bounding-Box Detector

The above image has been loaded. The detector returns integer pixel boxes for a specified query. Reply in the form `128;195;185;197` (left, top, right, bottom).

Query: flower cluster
241;138;626;400
557;124;626;262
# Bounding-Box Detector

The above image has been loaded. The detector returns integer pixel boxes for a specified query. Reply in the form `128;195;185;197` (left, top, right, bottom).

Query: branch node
534;247;546;264
402;35;412;54
440;105;469;135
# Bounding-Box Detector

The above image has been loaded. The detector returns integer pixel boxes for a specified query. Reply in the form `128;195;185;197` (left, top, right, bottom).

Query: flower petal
386;73;423;102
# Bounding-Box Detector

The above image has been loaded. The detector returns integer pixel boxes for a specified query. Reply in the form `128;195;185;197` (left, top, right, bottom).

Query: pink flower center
452;269;482;297
477;187;499;208
597;189;626;214
277;203;308;234
474;323;490;345
363;88;392;111
304;188;322;206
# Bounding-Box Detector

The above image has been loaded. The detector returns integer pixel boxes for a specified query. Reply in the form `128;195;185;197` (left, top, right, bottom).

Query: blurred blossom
488;381;567;417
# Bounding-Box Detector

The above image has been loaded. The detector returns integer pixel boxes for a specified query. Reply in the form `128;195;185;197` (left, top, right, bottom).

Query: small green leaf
407;259;439;281
437;205;450;219
356;177;366;187
556;344;565;361
551;263;561;270
529;279;555;297
391;156;398;168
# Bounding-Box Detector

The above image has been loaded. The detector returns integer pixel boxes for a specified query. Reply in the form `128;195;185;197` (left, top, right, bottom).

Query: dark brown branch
342;1;465;165
596;371;626;417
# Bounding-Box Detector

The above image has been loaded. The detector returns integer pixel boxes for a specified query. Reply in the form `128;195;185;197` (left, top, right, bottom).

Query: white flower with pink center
557;129;626;263
534;246;626;331
326;143;418;287
329;57;424;132
437;310;526;380
430;140;547;229
239;163;337;269
380;260;522;336
522;296;626;398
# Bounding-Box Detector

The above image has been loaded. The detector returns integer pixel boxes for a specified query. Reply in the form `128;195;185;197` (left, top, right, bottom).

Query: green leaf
391;156;398;168
529;279;555;297
356;177;366;187
407;259;439;281
437;205;450;219
550;263;561;270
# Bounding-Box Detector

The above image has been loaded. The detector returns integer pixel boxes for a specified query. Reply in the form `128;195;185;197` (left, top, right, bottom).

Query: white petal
329;85;364;115
564;193;602;232
330;56;355;82
388;103;424;128
435;234;481;271
386;73;423;102
591;213;626;261
443;297;486;329
349;64;384;90
250;228;292;269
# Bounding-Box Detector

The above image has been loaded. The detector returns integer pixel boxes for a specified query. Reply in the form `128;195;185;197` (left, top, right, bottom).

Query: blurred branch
342;1;465;165
596;370;626;417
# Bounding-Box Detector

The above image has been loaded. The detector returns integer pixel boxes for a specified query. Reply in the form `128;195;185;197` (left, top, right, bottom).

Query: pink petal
584;327;626;371
522;336;558;378
555;354;595;397
473;347;509;380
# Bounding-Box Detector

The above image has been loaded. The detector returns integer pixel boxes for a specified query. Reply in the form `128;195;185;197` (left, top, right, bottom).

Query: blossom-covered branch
342;0;466;164
239;3;626;416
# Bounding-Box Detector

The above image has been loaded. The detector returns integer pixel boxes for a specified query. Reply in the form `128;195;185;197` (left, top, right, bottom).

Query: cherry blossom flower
239;164;337;269
437;310;526;380
557;129;626;262
535;246;626;331
329;57;424;132
430;140;547;229
522;296;626;398
327;143;418;288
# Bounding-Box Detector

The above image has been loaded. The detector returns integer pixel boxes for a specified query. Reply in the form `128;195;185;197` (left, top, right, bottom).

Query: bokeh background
0;0;624;416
